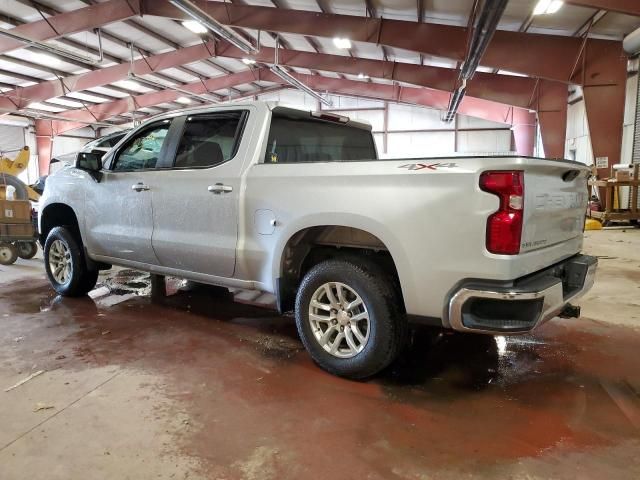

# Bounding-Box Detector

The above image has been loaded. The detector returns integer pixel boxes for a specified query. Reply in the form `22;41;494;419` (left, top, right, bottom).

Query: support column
577;41;628;178
536;80;568;159
512;109;537;157
34;120;54;176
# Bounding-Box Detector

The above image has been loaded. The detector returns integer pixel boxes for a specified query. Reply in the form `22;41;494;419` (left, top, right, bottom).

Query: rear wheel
0;242;18;265
16;241;38;260
295;258;406;379
44;226;98;296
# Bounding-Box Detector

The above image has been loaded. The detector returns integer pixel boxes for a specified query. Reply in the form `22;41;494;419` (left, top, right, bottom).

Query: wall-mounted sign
595;156;609;169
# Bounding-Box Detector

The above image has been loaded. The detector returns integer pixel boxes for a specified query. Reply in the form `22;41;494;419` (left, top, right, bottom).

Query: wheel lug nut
347;313;352;318
340;326;344;331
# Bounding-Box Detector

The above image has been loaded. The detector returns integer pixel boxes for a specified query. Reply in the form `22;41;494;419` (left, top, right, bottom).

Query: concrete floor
1;229;639;479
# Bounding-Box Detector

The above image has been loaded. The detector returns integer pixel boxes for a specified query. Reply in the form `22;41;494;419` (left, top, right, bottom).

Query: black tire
16;241;38;260
0;242;18;265
295;258;407;379
44;226;98;297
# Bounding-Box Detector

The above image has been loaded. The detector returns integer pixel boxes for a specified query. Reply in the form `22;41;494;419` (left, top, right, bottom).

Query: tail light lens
480;171;524;255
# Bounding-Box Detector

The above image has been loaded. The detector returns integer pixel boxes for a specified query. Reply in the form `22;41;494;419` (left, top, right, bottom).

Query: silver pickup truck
39;101;597;378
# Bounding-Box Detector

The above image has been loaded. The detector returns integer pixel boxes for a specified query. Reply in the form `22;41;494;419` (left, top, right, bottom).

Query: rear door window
264;112;376;164
173;112;245;169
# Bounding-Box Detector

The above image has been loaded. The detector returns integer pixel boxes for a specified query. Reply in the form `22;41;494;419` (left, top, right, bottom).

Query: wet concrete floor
1;231;640;479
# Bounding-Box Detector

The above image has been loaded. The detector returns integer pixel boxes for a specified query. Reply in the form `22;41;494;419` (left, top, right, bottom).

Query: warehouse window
173;112;245;169
264;110;376;164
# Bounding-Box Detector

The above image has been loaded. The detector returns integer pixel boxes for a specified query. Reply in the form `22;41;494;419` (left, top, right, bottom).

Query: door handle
131;183;150;192
208;183;233;194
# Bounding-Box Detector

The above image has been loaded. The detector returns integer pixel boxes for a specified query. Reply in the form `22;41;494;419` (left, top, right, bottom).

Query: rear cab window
264;108;377;164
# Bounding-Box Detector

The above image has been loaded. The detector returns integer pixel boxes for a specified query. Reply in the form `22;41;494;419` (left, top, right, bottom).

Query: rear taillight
480;171;524;255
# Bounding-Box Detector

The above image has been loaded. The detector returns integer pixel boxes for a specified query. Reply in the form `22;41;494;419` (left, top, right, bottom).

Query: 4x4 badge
399;162;458;171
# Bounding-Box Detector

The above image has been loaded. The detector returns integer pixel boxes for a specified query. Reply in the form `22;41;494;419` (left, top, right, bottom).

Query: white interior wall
50;127;96;159
258;90;513;158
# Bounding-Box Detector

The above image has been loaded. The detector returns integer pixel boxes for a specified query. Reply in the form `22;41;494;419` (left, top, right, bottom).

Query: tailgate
520;161;589;254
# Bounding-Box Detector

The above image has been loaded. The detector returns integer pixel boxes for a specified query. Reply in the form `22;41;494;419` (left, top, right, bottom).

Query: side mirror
76;152;103;182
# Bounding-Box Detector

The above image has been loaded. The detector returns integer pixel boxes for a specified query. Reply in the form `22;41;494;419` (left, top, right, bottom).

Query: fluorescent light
176;97;191;104
333;37;352;49
533;0;563;15
357;73;370;80
182;20;207;34
30;52;61;66
118;80;141;90
169;0;258;54
242;58;256;65
269;65;332;107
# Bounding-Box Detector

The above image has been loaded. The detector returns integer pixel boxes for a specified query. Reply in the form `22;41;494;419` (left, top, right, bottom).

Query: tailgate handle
562;170;580;182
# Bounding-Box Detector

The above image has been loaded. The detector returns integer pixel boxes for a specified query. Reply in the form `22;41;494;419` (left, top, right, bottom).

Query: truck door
150;109;250;278
84;119;173;265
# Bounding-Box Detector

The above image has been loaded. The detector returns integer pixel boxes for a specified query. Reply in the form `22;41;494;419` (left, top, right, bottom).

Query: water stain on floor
1;275;640;479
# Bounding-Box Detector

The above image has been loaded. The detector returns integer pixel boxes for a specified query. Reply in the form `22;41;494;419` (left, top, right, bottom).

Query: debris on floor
33;402;55;412
4;370;44;392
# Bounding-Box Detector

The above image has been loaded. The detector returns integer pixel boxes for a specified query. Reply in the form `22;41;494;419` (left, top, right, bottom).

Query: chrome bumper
447;255;597;334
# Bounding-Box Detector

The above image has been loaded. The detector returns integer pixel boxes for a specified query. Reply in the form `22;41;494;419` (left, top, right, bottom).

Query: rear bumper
447;254;597;334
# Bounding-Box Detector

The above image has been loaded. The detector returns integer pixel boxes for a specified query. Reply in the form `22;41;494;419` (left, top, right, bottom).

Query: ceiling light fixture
270;65;332;106
357;73;370;80
30;52;61;67
118;79;142;90
169;0;258;54
0;27;104;65
175;96;192;104
182;20;207;34
533;0;564;15
242;58;257;65
333;37;352;49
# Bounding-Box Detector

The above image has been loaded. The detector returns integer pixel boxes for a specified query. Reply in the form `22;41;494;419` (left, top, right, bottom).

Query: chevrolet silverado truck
39;102;597;378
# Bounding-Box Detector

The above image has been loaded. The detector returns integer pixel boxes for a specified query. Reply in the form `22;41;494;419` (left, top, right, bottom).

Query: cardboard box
615;170;632;181
0;200;31;224
0;223;34;239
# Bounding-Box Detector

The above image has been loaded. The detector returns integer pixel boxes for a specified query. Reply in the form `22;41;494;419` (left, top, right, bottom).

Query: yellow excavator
0;146;41;201
0;146;39;265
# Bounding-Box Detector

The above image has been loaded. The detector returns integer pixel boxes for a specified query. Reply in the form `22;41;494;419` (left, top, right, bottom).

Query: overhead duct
169;0;258;54
268;37;331;107
443;0;509;122
269;65;332;107
624;27;640;56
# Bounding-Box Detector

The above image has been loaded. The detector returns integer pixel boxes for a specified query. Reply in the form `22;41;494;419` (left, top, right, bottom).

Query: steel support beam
36;70;260;136
145;0;622;83
0;0;140;54
36;69;536;156
566;1;640;16
0;41;219;113
535;81;569;159
576;41;629;177
217;42;541;109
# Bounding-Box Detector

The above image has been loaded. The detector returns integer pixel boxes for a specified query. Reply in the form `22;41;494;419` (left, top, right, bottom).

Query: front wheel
44;226;98;296
295;258;406;379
